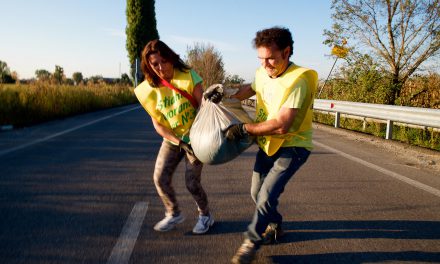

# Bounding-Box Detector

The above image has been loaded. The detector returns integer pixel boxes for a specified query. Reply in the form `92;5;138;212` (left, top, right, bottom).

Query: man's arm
230;84;256;101
244;107;298;136
245;78;308;136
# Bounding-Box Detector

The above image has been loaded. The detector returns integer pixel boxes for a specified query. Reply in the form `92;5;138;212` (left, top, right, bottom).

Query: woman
134;39;214;234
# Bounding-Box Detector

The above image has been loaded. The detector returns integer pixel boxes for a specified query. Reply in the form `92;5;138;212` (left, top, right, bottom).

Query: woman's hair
141;39;190;87
253;27;294;58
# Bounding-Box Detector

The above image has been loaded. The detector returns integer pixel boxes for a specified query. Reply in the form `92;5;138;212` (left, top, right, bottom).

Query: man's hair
141;39;190;87
253;27;294;57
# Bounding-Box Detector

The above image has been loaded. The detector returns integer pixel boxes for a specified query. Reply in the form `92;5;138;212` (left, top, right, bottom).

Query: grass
0;83;137;128
313;112;440;151
2;81;438;152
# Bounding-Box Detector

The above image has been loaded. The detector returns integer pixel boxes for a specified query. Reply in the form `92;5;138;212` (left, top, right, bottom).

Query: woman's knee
185;179;202;194
154;173;170;189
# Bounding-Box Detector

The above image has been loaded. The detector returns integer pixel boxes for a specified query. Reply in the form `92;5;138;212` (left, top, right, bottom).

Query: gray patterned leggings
153;140;209;216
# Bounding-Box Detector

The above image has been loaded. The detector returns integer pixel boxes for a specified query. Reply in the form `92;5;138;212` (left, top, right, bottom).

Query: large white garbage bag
190;84;254;165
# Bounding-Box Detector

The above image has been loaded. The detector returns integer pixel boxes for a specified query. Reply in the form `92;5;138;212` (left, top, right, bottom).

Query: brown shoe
231;239;257;264
262;223;284;245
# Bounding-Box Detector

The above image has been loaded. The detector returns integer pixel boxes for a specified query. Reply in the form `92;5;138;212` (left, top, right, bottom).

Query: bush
186;43;225;88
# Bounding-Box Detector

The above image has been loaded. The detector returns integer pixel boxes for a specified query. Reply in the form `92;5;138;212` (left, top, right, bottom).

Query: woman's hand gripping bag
189;84;254;165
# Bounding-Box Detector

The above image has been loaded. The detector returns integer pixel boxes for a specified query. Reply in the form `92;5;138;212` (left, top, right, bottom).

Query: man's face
257;43;290;78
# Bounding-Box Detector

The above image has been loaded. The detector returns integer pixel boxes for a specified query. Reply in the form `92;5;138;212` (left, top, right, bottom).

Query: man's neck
272;61;292;79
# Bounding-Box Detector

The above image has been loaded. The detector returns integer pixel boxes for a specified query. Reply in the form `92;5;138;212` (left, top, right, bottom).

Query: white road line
0;106;140;157
107;202;149;264
313;140;440;198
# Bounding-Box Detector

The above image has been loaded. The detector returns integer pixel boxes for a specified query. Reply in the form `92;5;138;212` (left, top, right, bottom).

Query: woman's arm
192;82;204;107
151;118;180;144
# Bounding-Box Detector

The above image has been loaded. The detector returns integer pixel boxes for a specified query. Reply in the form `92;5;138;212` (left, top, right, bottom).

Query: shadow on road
273;220;440;263
183;221;249;236
199;220;440;263
282;220;440;241
196;220;440;240
270;251;440;264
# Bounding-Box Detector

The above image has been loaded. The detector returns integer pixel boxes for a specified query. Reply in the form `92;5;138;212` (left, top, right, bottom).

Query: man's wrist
240;123;249;136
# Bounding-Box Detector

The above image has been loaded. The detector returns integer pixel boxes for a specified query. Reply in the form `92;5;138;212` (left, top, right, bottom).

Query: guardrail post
335;112;340;128
386;120;393;139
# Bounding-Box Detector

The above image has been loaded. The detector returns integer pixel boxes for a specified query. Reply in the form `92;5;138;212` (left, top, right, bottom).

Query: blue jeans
245;146;310;245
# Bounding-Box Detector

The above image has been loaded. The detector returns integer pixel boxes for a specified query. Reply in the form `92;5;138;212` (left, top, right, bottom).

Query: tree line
0;61;132;86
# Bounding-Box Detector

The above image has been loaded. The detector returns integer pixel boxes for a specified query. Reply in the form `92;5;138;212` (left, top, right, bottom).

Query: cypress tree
126;0;159;81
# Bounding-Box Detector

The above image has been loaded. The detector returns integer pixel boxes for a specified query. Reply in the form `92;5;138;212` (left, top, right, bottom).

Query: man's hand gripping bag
189;84;254;165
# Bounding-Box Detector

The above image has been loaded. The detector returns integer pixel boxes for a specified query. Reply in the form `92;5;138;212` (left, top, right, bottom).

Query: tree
0;60;10;77
120;73;132;85
126;0;159;80
0;60;14;84
65;78;74;86
324;0;440;104
88;75;104;84
10;71;19;84
224;74;245;86
72;72;83;85
53;65;64;84
325;54;390;104
186;43;225;88
35;69;51;82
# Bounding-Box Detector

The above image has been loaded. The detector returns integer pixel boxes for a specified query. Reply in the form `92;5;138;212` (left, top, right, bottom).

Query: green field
0;83;137;128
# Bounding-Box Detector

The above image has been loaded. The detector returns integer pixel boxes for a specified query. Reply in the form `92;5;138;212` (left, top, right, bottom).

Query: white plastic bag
190;85;254;165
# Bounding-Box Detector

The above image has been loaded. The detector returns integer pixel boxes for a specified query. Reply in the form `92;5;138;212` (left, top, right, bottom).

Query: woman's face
148;53;174;81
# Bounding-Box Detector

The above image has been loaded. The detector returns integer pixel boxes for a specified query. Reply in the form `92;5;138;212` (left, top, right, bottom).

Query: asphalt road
0;104;439;264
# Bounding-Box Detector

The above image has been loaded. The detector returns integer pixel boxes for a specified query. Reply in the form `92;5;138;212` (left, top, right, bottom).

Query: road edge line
0;106;140;157
313;140;440;198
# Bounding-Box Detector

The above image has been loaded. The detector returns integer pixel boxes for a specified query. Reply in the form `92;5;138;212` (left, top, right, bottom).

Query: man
222;27;317;263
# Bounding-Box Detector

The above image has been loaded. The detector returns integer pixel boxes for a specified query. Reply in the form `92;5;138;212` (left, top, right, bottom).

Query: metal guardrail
313;99;440;139
242;98;440;140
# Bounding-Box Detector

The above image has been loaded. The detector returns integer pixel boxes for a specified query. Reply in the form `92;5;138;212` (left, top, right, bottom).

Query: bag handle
160;79;198;108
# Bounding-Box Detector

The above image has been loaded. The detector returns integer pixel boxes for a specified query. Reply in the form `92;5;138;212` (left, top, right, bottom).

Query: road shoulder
313;123;440;174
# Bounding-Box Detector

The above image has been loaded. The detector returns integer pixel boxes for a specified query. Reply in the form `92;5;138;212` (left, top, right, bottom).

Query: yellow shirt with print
252;63;317;154
134;69;202;143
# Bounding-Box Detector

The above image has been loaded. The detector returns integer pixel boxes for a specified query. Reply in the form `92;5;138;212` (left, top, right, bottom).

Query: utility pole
135;58;140;87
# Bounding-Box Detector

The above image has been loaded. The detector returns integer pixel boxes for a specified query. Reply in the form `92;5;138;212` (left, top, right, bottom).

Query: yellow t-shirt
252;63;317;153
134;69;202;143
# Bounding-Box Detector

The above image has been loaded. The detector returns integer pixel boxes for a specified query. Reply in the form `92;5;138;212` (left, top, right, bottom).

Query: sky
0;0;335;83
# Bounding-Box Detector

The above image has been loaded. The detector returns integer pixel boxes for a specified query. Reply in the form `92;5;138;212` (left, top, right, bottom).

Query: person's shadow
206;220;440;263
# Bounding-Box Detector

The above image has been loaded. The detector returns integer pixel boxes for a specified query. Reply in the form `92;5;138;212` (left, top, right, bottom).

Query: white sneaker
192;214;214;234
153;213;185;232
